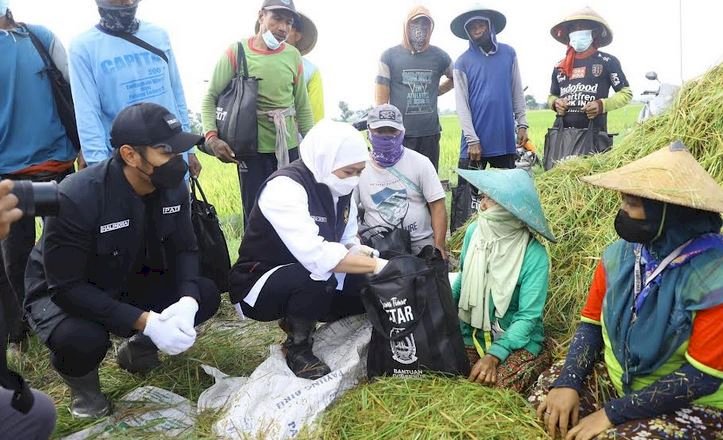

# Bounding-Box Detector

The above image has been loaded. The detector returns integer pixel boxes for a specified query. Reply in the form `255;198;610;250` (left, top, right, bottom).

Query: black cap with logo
110;103;203;153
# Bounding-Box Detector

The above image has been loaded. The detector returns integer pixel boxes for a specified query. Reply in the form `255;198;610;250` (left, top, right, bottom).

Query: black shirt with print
550;50;629;131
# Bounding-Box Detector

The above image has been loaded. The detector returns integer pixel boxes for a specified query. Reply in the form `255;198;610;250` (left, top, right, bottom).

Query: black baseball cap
110;103;203;153
261;0;299;20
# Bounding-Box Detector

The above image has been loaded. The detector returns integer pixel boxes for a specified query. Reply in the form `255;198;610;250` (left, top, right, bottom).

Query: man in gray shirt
375;5;453;171
356;105;448;259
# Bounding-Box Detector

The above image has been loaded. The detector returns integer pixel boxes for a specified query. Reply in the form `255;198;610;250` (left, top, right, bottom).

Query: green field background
199;105;643;253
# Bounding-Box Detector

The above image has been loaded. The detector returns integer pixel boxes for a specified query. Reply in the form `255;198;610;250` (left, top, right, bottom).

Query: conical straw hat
550;6;613;47
581;141;723;213
456;168;556;242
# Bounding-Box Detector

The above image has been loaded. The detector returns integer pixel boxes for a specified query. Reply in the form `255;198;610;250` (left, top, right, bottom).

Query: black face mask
139;154;187;190
98;6;139;33
613;209;661;244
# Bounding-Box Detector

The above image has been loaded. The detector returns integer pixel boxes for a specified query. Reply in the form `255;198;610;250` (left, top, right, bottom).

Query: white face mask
261;29;284;50
322;174;359;197
569;29;593;53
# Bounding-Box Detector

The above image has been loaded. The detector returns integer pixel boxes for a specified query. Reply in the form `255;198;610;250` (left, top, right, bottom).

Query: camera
10;181;60;217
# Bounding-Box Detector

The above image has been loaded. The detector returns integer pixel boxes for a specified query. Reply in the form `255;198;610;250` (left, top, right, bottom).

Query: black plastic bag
450;178;478;233
359;224;412;259
543;116;612;170
362;248;470;379
216;43;259;158
190;177;231;292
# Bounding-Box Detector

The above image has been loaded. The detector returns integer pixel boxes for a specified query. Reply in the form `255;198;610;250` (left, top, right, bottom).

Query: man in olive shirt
201;0;313;225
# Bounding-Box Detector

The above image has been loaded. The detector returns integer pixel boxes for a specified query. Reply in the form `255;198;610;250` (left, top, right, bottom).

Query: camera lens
11;181;60;218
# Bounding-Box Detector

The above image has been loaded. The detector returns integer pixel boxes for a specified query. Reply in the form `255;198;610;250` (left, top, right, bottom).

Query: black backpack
361;247;470;378
22;24;81;151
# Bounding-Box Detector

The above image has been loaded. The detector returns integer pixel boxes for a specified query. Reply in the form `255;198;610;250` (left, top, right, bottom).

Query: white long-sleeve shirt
241;176;360;307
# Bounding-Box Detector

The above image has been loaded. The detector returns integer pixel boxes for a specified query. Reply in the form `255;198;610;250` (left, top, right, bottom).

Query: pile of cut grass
318;376;546;440
450;63;723;346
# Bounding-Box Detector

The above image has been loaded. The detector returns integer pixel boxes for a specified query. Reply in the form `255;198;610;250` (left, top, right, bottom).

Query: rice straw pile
318;64;722;440
452;63;723;347
319;376;546;439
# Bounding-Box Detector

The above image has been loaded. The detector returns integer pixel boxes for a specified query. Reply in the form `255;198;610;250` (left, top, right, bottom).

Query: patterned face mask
409;21;428;52
98;5;139;33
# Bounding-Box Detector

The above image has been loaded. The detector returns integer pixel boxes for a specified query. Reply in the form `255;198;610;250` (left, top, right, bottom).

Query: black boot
280;317;331;380
58;369;111;419
117;333;161;374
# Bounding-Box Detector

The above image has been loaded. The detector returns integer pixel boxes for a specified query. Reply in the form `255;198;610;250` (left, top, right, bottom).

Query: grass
16;103;650;438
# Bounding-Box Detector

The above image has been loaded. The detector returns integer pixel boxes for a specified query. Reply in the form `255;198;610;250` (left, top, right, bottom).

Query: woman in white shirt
229;120;386;380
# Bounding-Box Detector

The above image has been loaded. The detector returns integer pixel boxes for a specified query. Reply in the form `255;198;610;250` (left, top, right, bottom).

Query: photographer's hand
0;180;23;240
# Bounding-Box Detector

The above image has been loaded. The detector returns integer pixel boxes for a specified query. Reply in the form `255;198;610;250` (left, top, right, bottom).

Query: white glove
348;244;380;258
159;296;199;335
143;311;196;355
373;258;389;275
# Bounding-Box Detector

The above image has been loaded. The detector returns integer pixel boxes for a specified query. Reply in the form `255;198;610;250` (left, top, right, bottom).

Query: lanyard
633;240;691;315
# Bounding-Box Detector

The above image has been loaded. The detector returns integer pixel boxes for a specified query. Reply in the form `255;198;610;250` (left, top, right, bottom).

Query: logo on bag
390;327;418;365
100;219;130;233
162;205;181;214
215;106;227;122
381;297;418;364
592;64;603;77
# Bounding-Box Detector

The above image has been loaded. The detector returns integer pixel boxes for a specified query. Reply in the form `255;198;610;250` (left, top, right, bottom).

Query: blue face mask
261;29;284;50
569;29;593;53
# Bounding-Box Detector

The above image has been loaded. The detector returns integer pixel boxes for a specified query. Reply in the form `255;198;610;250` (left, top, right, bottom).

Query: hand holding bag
543;116;613;170
215;43;260;158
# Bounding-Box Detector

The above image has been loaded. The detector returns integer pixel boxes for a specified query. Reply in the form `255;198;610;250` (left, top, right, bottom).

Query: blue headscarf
603;200;723;392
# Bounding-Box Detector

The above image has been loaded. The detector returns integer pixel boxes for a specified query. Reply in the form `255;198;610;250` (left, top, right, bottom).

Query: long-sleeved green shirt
200;38;313;153
452;222;550;363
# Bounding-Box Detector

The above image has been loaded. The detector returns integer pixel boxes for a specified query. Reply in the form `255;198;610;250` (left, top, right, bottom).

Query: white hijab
299;120;369;184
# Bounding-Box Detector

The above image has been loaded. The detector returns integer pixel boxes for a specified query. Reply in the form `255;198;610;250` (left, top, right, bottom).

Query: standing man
375;6;453;171
68;0;201;176
201;0;313;224
282;11;324;122
24;103;221;419
548;7;632;131
357;105;448;258
450;6;528;231
0;3;77;343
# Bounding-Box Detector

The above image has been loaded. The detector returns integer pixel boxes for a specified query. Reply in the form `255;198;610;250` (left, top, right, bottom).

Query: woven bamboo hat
582;141;723;213
550;6;613;47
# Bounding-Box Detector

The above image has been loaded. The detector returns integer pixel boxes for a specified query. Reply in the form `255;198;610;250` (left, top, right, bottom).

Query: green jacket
452;222;550;363
200;39;313;153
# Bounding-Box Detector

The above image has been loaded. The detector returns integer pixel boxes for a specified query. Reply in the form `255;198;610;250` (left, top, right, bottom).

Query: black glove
5;370;34;414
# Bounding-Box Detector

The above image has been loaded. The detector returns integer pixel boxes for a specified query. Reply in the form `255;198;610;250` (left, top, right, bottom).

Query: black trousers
0;169;72;341
46;277;220;377
450;155;516;232
238;264;366;323
404;133;441;171
237;148;300;228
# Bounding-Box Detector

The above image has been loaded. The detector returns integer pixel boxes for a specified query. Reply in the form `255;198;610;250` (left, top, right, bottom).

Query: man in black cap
201;0;313;227
24;102;221;419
